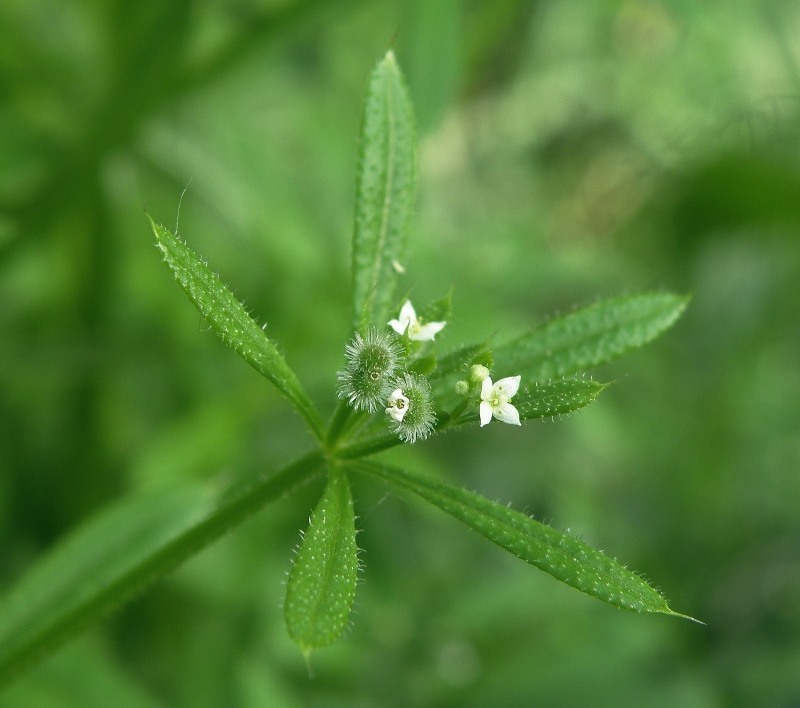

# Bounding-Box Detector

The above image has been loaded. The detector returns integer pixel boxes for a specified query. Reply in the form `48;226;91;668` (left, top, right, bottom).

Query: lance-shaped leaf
493;292;689;382
150;217;324;439
284;468;359;654
352;461;696;620
454;376;607;427
351;50;416;332
0;452;324;688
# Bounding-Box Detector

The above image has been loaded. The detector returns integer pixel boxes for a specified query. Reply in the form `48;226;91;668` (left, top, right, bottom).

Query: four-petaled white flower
385;388;410;422
480;376;522;427
388;301;446;342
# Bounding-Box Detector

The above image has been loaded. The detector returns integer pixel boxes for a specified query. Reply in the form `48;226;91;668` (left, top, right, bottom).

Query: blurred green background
2;0;799;705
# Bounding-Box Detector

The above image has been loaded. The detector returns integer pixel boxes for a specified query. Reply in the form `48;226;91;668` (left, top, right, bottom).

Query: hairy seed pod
337;328;403;412
386;372;436;443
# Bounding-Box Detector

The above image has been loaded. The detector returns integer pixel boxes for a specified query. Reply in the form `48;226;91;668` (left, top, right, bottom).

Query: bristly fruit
337;328;403;412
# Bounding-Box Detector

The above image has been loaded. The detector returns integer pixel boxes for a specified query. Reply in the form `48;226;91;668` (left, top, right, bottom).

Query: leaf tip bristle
670;609;705;625
301;647;315;678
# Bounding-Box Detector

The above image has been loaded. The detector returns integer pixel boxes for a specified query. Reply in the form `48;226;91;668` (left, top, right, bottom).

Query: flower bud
468;364;490;386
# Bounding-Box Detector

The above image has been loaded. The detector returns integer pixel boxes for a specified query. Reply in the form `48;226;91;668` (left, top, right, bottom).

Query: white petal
386;405;407;422
389;301;417;335
387;388;404;403
494;375;521;399
410;320;446;341
399;300;417;323
386;389;410;422
493;402;521;426
388;318;406;335
480;377;494;401
479;401;494;427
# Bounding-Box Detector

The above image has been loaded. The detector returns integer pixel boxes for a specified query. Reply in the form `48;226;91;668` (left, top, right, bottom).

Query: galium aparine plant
0;51;698;687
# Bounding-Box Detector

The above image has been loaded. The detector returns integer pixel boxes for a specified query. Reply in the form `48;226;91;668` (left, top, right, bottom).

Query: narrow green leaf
417;290;452;324
284;468;359;654
455;377;607;426
0;452;324;687
407;355;435;376
402;0;461;132
353;461;695;620
428;343;488;381
352;50;416;332
493;292;690;382
150;216;324;439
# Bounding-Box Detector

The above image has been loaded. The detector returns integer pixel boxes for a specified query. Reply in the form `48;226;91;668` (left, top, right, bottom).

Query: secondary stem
325;400;354;448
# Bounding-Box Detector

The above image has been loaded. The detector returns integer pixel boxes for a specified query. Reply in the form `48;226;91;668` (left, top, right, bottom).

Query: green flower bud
468;364;490;386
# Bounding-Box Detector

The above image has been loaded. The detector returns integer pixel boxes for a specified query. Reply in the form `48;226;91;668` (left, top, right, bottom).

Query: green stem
325;402;375;450
336;397;475;460
336;432;401;460
325;401;353;447
437;398;470;428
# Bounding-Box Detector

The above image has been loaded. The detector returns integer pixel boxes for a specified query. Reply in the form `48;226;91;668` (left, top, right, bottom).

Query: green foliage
4;2;800;704
335;377;606;460
0;452;324;687
0;45;695;693
493;293;690;382
284;468;359;654
456;377;608;425
151;217;324;440
351;51;417;334
429;343;490;381
351;461;693;619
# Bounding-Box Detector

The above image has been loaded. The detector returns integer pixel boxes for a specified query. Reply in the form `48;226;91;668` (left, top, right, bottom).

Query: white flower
385;388;410;422
388;301;446;341
480;375;521;427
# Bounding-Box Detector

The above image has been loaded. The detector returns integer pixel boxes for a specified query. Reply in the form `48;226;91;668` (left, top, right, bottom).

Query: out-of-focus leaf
1;636;163;708
0;452;324;687
493;293;689;382
351;51;416;333
353;461;696;620
417;290;452;326
150;217;323;439
401;0;461;132
284;468;359;654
